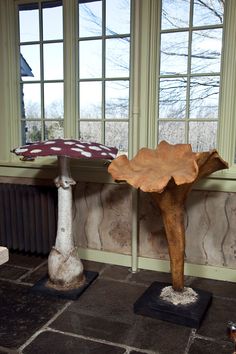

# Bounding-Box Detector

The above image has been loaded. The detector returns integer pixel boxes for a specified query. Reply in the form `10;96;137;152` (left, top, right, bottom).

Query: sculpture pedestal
134;282;212;328
31;270;98;300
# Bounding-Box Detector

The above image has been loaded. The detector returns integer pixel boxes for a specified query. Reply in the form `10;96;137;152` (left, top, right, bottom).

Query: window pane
193;0;224;27
45;121;64;140
159;78;187;119
106;38;130;78
80;82;102;119
80;40;102;79
105;81;129;119
191;29;223;74
22;84;41;119
189;76;220;119
42;1;63;41
80;122;101;142
20;45;40;81
189;121;217;151
19;4;39;42
105;122;128;154
25;121;42;142
79;1;102;37
44;83;64;119
160;32;188;75
44;43;63;80
106;0;130;35
161;0;190;30
158;121;185;144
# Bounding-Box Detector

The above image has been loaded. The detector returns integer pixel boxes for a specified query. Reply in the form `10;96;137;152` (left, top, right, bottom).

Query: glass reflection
44;83;64;119
105;121;128;154
191;29;222;74
44;43;63;80
106;38;130;78
80;121;101;142
189;121;217;151
21;83;41;119
19;4;39;42
160;32;188;75
25;121;41;143
80;40;102;78
20;45;40;81
105;81;129;119
79;1;102;37
80;82;102;119
161;0;190;30
189;76;220;119
193;0;224;26
158;121;185;144
106;0;130;35
42;1;63;41
45;121;64;140
159;78;187;119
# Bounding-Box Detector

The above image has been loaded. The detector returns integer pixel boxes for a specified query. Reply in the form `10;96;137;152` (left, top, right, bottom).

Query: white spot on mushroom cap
109;153;116;159
101;152;107;156
71;148;83;152
44;141;56;145
76;144;85;148
64;141;75;145
15;148;29;153
50;147;62;151
99;145;111;151
81;151;92;157
89;146;102;151
30;149;42;153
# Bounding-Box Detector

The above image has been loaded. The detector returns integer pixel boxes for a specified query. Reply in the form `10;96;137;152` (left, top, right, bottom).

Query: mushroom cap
108;141;228;193
12;139;118;160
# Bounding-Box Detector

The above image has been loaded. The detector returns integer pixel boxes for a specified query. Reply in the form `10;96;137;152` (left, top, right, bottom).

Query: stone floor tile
129;316;191;353
0;280;67;349
189;277;236;299
51;278;191;352
100;264;131;281
22;331;126;354
0;264;29;280
128;269;172;286
7;251;47;269
21;263;48;284
197;297;235;341
82;260;107;274
188;337;234;354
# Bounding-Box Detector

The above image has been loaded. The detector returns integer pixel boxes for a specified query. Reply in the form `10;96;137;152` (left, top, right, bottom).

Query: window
19;1;64;144
18;0;131;154
78;0;131;154
157;0;224;152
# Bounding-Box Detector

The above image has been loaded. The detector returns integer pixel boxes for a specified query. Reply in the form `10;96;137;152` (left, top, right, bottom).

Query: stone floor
0;251;235;354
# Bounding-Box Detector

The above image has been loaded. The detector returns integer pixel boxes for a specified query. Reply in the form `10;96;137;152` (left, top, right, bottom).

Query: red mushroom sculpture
12;139;118;290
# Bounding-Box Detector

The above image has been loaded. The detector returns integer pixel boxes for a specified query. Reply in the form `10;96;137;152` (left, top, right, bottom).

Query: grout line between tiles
17;259;48;282
17;301;73;353
45;327;159;354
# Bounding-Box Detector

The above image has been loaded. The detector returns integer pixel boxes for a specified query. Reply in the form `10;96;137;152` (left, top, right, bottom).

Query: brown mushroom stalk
108;141;228;292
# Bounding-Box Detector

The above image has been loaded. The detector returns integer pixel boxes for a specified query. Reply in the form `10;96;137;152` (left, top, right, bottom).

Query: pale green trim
77;248;236;283
78;248;132;267
138;257;236;283
217;0;236;164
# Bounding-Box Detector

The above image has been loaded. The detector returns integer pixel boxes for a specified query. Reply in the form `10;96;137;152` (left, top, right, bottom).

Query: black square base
134;282;212;328
31;270;98;300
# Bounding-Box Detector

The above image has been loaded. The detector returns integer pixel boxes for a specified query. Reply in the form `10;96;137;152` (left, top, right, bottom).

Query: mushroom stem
48;155;85;289
152;188;189;292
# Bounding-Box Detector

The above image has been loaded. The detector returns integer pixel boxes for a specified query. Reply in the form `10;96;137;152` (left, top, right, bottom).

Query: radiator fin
0;184;57;254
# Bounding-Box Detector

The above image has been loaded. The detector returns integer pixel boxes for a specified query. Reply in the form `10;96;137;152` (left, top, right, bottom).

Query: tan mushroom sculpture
108;140;228;292
12;139;118;291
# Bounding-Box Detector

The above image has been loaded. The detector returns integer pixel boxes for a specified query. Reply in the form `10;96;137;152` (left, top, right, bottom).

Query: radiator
0;183;57;254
